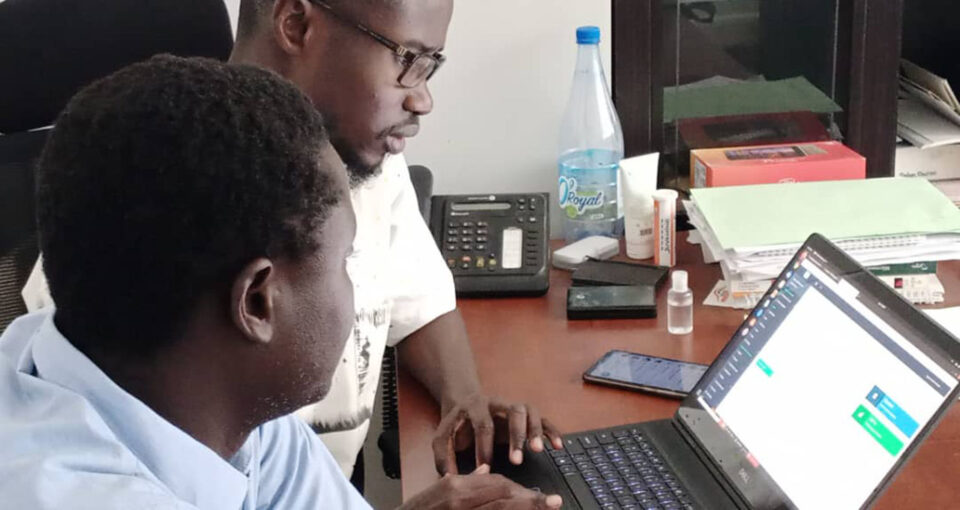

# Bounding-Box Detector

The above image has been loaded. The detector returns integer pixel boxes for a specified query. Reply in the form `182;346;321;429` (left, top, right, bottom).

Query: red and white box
690;141;865;188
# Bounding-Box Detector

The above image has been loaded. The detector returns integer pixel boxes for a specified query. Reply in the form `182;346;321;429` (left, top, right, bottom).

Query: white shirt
0;311;370;510
297;154;457;476
21;154;457;478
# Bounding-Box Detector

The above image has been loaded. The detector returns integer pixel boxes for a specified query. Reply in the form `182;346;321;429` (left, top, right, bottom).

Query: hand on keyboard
397;464;563;510
433;394;564;475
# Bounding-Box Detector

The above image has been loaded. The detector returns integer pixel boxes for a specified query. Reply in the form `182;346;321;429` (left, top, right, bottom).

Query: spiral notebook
688;178;960;281
691;177;960;252
731;233;959;260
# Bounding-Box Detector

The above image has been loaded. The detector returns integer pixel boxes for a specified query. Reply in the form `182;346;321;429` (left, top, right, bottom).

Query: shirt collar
29;311;251;510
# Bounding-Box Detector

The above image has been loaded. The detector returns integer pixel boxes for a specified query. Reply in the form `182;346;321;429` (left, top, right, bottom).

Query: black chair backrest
408;165;434;221
0;129;48;331
0;0;233;134
0;0;233;330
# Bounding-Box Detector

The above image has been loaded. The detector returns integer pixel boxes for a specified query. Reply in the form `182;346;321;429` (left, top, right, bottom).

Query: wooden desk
399;234;960;508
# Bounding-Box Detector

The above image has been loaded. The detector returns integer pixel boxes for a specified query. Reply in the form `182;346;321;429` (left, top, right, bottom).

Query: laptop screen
677;235;960;510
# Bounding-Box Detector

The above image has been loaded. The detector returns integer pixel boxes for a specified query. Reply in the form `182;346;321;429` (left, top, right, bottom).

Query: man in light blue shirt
0;56;561;509
0;311;365;510
0;54;367;510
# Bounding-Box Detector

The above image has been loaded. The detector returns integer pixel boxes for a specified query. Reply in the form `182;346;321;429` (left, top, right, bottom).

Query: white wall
224;0;240;36
406;1;611;236
224;0;612;235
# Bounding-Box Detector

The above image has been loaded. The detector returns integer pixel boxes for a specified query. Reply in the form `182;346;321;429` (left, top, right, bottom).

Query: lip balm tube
653;189;679;267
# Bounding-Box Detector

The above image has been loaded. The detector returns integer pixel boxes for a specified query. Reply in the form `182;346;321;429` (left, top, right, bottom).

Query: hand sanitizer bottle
668;270;693;335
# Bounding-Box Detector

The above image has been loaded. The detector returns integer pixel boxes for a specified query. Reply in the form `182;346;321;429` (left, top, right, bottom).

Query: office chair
0;0;232;330
377;164;434;479
0;0;233;134
0;130;49;332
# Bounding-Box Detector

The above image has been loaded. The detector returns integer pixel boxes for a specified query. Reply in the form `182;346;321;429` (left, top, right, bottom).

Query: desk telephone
429;193;550;297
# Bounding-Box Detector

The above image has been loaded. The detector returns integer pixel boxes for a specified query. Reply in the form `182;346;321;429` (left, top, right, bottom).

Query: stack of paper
897;96;960;149
932;179;960;207
897;59;960;164
926;307;960;340
686;178;960;281
900;59;960;127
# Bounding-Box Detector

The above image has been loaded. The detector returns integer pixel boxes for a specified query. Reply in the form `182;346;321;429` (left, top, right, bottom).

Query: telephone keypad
438;193;547;277
431;192;549;296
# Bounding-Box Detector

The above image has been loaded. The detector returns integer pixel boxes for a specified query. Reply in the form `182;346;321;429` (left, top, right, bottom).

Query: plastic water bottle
558;26;624;243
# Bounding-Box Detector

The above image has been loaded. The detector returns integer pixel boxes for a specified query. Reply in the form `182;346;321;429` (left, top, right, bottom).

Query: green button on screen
757;359;773;377
853;404;904;456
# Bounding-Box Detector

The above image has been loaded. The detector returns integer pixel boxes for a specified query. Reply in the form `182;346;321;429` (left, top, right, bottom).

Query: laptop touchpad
455;448;578;508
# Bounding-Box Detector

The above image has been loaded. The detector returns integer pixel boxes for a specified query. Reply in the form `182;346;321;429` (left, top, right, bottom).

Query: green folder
690;178;960;250
663;76;842;123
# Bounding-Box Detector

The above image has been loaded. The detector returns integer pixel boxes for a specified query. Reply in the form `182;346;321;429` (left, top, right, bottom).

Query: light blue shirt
0;311;371;510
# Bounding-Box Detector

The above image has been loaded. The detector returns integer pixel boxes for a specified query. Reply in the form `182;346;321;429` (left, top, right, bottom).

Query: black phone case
582;350;707;398
566;285;657;320
571;259;669;288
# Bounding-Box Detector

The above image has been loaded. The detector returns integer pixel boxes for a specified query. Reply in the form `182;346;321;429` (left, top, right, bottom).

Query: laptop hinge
672;418;753;510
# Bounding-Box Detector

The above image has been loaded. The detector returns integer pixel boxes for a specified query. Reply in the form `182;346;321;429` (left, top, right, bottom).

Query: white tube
653;189;679;267
620;153;659;259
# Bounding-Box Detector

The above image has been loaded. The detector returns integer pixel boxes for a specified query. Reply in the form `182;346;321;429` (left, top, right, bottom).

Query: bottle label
558;176;611;220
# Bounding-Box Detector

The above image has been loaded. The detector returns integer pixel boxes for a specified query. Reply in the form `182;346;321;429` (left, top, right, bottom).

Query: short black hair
37;55;342;358
237;0;403;41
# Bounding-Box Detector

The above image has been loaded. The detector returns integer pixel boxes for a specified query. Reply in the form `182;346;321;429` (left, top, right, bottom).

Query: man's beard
347;160;382;187
329;134;383;188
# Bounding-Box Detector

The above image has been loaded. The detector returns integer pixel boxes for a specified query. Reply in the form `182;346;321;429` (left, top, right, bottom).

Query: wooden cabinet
612;0;902;186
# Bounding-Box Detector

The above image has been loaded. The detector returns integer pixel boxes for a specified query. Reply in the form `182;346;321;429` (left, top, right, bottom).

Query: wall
403;1;612;236
225;0;612;235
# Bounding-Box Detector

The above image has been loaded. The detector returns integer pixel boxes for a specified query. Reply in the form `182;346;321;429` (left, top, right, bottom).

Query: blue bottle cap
576;26;600;45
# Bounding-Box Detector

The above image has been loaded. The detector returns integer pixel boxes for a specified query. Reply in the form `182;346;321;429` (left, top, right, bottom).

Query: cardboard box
690;141;866;188
894;143;960;181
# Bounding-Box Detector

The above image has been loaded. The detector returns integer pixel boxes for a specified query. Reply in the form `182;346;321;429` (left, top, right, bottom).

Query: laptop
472;234;960;510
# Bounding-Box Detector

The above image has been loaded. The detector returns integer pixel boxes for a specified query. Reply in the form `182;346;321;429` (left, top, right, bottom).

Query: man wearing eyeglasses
230;0;564;500
16;0;563;496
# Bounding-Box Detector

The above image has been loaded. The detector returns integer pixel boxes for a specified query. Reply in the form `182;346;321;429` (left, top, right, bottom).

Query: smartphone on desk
566;285;657;320
583;350;708;398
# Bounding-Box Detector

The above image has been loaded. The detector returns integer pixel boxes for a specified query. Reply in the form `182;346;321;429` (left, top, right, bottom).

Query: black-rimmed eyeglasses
308;0;446;88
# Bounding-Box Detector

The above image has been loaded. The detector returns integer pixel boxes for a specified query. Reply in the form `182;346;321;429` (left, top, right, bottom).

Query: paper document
687;182;960;282
684;201;724;263
932;179;960;207
900;59;960;126
672;75;745;92
897;97;960;149
901;60;960;112
729;280;773;297
690;178;960;250
877;274;945;305
925;307;960;339
703;280;764;309
901;79;960;126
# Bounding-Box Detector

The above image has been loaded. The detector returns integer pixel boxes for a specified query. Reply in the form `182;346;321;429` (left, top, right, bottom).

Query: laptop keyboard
548;428;697;510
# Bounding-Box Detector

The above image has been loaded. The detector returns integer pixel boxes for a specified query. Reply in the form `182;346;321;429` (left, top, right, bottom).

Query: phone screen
585;350;708;396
